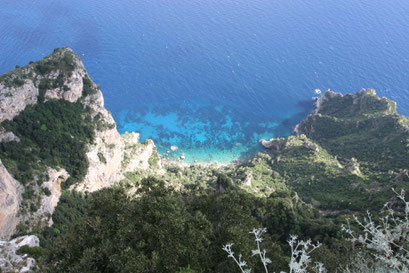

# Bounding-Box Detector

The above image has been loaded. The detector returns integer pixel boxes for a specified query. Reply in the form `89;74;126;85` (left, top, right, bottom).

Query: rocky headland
0;48;162;240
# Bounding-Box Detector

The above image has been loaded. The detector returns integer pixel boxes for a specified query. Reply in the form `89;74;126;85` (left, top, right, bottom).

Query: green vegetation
17;245;45;260
37;191;89;247
97;152;107;164
34;49;76;76
316;90;396;119
148;148;160;167
82;75;98;97
93;112;115;131
0;99;95;185
0;66;32;89
41;178;348;273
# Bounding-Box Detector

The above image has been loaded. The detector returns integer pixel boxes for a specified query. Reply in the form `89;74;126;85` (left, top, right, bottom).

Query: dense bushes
42;178;349;272
38;191;89;247
35;50;76;76
17;245;45;260
46;180;213;272
0;99;95;185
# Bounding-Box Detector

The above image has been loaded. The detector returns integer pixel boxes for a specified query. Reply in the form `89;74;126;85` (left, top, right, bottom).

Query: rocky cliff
0;48;161;239
0;160;23;239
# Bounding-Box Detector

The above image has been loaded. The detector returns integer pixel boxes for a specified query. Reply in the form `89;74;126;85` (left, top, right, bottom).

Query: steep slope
259;89;409;211
0;48;161;239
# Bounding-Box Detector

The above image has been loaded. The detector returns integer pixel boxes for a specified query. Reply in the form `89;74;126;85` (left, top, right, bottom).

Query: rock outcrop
0;235;40;272
29;168;69;227
74;92;161;192
259;138;286;151
0;49;85;123
344;158;361;176
0;128;20;143
0;80;38;122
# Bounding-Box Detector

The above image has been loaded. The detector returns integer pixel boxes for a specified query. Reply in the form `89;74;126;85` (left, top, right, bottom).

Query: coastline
161;158;231;169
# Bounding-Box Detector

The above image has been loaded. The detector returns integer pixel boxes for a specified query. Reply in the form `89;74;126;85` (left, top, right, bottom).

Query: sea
1;0;409;163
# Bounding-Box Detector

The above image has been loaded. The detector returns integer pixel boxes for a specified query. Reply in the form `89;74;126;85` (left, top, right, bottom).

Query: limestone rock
76;122;124;192
34;168;69;226
0;160;23;240
0;80;38;122
13;167;69;234
75;127;162;192
259;138;286;152
73;85;163;193
121;136;161;172
0;235;40;272
0;128;20;143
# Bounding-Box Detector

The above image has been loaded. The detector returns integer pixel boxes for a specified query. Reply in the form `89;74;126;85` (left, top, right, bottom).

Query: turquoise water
2;0;409;163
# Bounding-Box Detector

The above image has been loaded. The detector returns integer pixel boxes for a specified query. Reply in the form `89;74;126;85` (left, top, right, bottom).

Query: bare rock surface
0;235;40;272
0;128;20;143
0;81;38;123
0;160;23;240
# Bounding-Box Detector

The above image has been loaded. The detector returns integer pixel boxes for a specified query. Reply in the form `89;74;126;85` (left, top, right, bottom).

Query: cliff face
0;160;23;239
0;48;161;239
74;76;161;192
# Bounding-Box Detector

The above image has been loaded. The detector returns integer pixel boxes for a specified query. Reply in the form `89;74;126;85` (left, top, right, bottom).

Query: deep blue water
2;0;409;163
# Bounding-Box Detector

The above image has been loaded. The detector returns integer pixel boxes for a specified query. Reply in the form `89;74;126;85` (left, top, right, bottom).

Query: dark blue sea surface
2;0;409;162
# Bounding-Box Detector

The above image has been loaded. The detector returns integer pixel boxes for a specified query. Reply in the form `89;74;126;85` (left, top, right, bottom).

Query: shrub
82;76;97;97
97;152;106;164
17;245;45;259
43;187;51;196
